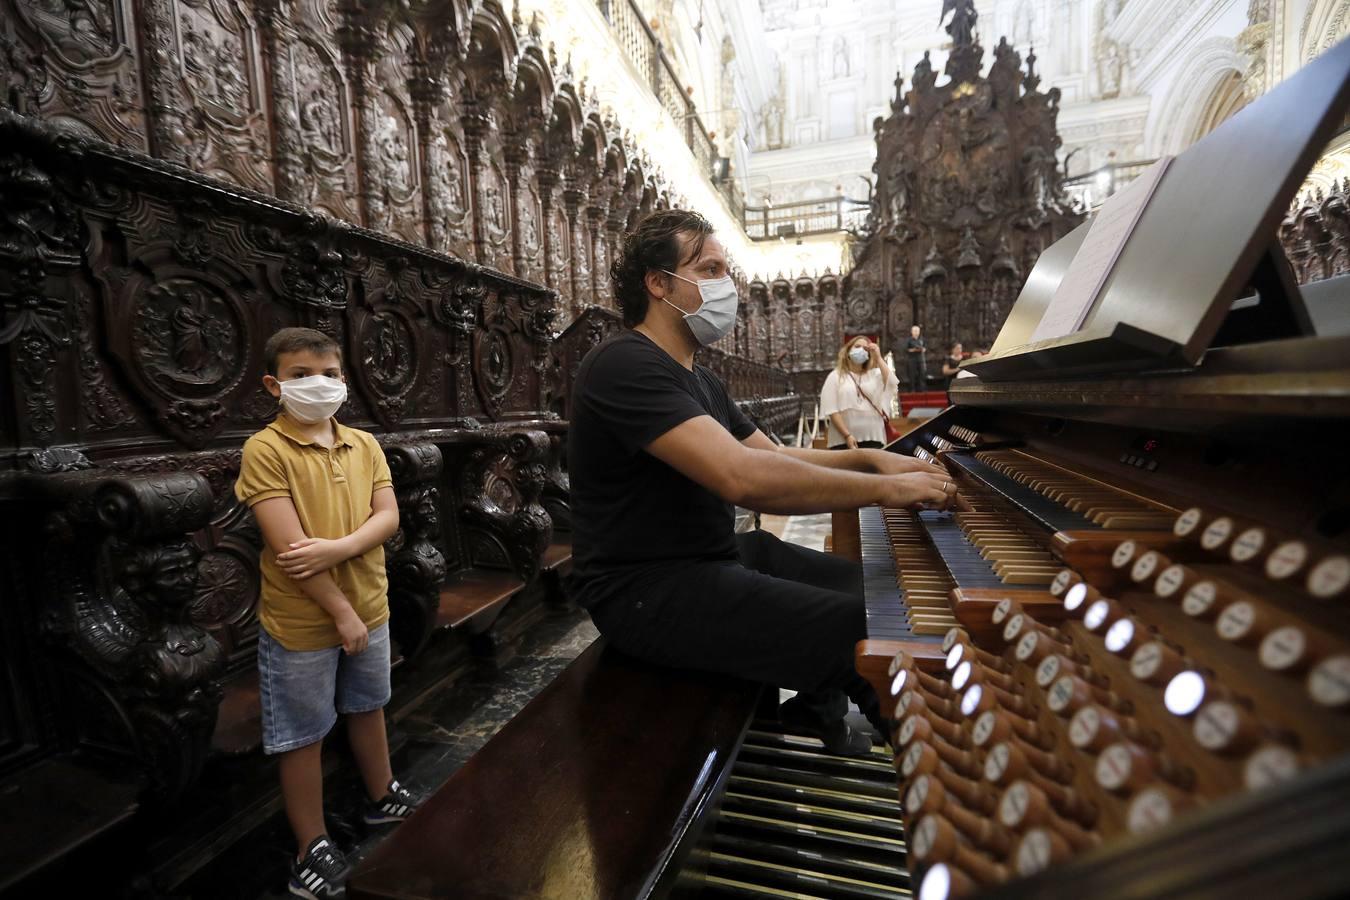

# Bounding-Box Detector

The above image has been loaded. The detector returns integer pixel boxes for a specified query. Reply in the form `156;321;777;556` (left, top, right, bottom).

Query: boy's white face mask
278;374;347;424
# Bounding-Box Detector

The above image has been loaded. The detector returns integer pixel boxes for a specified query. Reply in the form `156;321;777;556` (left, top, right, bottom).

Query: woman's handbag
849;372;902;444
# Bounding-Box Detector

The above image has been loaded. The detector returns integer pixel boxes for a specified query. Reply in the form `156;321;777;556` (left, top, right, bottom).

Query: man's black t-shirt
566;330;757;609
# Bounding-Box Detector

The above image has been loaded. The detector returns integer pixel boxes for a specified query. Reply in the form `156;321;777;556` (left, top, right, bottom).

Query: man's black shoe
779;694;874;757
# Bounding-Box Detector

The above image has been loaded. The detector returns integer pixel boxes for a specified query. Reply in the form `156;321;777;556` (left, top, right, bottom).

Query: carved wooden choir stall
0;0;807;892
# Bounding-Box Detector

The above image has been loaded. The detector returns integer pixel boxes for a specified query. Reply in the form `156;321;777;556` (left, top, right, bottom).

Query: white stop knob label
1155;565;1188;598
1230;528;1265;562
1127;787;1173;834
1095;743;1133;790
1173;507;1203;536
1003;613;1026;642
1112;540;1137;568
912;816;937;860
905;775;930;812
1308;656;1350;708
1051;569;1075;596
1036;654;1062;687
1216;601;1256;641
1258;626;1305;672
1192;701;1240;750
1016;829;1053;876
1084;599;1111;631
1244;745;1299;791
993;597;1013;624
1201;517;1233;550
1307;556;1350;599
902;742;925;777
1069;705;1101;748
999;781;1030;829
1130;642;1165;681
1182;581;1218;617
1265;541;1307;580
972;710;997;747
1048;675;1076;713
1015;631;1040;662
1132;551;1161;582
899;716;920;745
984;742;1011;782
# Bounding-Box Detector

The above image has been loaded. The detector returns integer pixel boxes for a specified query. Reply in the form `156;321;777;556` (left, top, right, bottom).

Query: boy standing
235;328;418;900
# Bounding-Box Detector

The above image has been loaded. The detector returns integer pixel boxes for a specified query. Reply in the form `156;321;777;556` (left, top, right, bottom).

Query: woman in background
818;335;899;449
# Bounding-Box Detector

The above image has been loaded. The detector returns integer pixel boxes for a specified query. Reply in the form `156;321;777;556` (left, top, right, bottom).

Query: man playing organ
565;209;960;755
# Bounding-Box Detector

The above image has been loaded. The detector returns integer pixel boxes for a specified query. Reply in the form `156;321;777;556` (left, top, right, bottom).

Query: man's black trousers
587;529;881;722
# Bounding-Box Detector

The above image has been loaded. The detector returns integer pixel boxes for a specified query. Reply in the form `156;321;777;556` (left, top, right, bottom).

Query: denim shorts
257;622;392;755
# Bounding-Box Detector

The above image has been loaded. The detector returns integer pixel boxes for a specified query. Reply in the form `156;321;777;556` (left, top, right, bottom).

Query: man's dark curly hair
610;209;715;327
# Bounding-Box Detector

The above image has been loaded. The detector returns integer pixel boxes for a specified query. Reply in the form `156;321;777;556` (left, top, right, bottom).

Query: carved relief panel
748;281;769;364
172;0;271;193
96;236;255;448
770;279;792;368
8;0;147;148
363;23;422;244
479;154;512;272
289;0;360;222
546;197;571;313
426;96;473;260
516;180;544;284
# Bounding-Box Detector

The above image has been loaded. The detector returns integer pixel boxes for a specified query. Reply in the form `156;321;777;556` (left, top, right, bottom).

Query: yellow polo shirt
234;415;393;651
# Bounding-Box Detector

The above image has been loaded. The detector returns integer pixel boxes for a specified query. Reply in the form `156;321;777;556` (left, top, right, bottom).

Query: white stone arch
1147;37;1248;157
1300;0;1350;64
1300;130;1350;200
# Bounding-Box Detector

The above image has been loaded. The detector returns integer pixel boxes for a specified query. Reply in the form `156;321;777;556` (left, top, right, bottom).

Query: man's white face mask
661;269;739;346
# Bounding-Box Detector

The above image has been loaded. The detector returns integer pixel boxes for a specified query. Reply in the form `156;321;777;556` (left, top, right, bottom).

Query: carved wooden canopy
844;0;1083;364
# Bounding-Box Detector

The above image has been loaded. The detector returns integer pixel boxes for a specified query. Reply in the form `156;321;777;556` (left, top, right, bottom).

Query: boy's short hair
611;209;715;328
264;327;343;376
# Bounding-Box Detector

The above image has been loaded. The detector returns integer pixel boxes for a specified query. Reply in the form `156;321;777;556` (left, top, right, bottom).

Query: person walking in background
904;324;927;391
819;335;900;449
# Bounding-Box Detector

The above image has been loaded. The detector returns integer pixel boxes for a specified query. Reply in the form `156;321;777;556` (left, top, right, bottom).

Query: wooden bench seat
540;539;573;576
435;568;527;631
0;757;140;893
349;640;761;900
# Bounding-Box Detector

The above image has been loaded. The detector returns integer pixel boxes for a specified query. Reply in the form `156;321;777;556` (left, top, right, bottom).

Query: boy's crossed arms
252;487;398;655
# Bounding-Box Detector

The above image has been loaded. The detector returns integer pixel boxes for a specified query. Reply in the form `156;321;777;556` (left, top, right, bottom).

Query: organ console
845;36;1350;900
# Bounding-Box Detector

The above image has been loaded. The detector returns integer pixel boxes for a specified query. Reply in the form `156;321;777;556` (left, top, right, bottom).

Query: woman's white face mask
848;346;870;365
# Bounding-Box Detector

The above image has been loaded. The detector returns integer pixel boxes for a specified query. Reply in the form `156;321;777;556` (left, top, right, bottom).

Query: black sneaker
363;778;420;826
779;694;874;757
289;835;348;900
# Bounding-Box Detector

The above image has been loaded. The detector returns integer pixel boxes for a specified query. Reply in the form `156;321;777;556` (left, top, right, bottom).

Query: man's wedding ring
942;480;951;494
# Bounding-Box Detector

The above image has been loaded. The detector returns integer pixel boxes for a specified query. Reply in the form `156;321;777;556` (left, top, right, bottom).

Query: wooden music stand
967;36;1350;381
